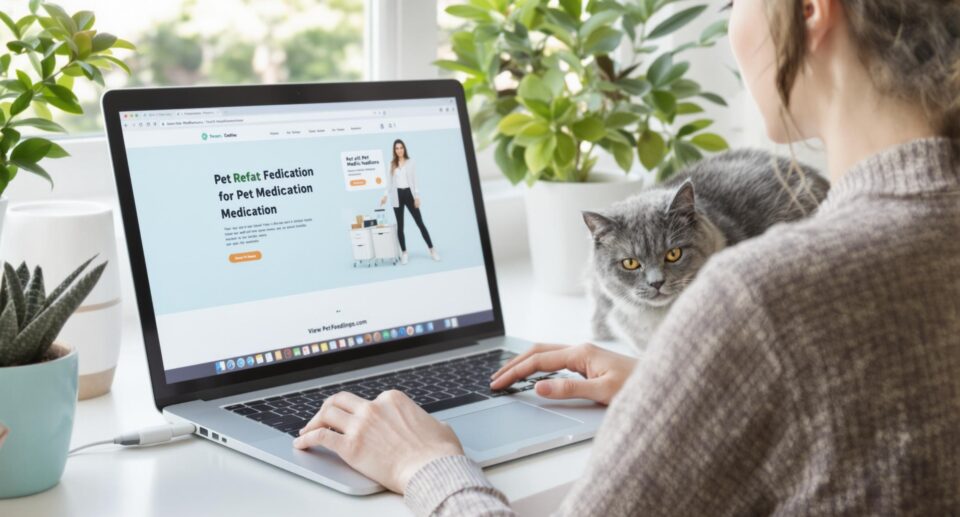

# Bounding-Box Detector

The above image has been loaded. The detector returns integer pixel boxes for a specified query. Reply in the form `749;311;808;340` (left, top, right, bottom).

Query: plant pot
0;200;121;400
0;343;78;498
524;171;646;295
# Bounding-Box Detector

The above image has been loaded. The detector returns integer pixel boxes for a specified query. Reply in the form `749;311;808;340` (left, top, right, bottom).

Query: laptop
102;80;605;495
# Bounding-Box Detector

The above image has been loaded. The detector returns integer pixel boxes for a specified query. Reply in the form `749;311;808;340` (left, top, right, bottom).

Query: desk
0;259;624;516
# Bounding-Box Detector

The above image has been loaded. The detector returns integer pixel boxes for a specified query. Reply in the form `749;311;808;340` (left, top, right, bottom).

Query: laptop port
199;427;208;437
211;432;220;440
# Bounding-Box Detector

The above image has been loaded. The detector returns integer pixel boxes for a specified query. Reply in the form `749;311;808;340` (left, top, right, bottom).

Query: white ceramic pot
524;171;646;295
0;201;121;400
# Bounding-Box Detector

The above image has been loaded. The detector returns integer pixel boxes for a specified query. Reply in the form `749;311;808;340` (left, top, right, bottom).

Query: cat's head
583;180;726;308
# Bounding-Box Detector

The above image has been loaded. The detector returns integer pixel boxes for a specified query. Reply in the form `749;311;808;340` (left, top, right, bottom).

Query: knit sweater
404;137;960;516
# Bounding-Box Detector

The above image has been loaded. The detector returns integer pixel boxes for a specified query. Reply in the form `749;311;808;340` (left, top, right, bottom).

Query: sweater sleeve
403;259;784;516
553;259;784;516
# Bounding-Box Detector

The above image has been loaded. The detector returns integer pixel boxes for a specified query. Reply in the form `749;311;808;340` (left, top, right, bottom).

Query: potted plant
438;0;731;293
0;257;106;498
0;0;134;238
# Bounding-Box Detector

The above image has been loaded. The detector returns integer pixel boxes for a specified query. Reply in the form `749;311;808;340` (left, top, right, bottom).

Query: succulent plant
0;256;106;367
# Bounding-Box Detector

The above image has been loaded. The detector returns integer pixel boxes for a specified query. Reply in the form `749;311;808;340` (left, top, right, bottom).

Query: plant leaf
0;11;21;38
43;255;95;311
498;113;534;136
555;131;576;167
698;91;728;106
647;5;708;40
524;133;557;174
518;74;552;103
10;90;32;116
690;132;729;152
10;159;52;187
638;129;667;170
10;117;66;132
677;118;713;138
91;32;116;53
572;116;605;142
583;26;622;55
612;142;634;172
0;298;20;366
494;137;526;185
11;261;106;365
23;266;43;323
3;263;25;329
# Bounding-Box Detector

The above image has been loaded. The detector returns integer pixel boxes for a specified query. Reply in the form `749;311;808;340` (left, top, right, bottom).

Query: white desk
0;259;625;516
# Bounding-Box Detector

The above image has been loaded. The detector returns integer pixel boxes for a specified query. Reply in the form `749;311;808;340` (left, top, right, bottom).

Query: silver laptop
102;80;605;495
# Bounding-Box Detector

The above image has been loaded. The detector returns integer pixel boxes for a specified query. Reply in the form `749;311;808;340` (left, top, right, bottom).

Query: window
0;0;366;133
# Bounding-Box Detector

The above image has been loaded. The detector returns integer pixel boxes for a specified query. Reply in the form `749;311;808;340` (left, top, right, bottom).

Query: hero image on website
121;98;494;383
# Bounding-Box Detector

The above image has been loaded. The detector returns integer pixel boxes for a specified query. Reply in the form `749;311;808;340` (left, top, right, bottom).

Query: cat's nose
649;280;664;290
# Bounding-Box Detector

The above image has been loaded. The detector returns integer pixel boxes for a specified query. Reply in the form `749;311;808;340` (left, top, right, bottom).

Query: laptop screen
119;97;495;383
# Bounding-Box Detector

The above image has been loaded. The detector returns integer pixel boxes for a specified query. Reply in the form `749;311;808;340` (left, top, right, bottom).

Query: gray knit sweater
404;138;960;516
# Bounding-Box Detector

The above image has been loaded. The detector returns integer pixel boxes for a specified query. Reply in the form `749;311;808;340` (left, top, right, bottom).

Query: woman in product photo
381;139;440;265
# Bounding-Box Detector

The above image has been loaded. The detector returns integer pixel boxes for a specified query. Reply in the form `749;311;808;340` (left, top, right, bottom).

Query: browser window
120;98;494;383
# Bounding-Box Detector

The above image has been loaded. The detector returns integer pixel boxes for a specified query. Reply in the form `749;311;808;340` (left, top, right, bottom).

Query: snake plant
0;256;106;367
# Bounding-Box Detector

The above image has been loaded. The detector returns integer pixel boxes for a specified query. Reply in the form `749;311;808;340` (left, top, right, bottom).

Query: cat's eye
665;248;683;263
620;258;642;271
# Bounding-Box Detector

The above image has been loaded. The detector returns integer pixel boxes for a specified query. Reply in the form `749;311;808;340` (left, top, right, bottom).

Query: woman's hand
490;343;637;405
379;195;387;207
414;197;421;209
293;390;463;493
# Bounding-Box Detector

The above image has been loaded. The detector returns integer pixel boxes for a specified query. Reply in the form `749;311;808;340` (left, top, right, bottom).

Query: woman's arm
296;256;786;516
406;259;786;516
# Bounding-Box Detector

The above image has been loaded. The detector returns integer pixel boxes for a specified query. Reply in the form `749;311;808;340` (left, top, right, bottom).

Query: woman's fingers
299;404;353;436
293;426;346;452
490;348;576;390
535;377;608;403
300;391;366;435
492;343;566;380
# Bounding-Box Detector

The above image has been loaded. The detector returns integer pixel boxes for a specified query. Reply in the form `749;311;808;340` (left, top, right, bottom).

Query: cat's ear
582;211;616;240
668;180;696;219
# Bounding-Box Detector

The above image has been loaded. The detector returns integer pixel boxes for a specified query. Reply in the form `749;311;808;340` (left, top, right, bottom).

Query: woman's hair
765;0;960;139
391;139;409;172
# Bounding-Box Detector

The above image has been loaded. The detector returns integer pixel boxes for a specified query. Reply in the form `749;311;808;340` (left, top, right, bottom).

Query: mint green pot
0;346;78;498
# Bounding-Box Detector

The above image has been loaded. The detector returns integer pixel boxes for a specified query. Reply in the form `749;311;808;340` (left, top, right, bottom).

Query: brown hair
766;0;960;139
391;139;409;173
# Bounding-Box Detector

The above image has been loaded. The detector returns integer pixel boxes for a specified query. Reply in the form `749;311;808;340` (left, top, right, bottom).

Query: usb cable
68;422;197;454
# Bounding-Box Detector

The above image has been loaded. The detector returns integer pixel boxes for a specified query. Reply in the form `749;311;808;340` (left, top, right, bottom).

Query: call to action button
229;251;262;263
349;179;367;186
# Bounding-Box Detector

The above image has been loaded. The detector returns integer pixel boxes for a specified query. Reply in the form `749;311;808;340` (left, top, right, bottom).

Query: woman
380;139;440;265
297;0;960;514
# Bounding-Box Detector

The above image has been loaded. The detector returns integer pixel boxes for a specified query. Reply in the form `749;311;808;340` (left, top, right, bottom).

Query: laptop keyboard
224;349;561;437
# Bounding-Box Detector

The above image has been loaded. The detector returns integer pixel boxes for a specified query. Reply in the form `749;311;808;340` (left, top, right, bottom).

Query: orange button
229;251;262;263
350;179;367;186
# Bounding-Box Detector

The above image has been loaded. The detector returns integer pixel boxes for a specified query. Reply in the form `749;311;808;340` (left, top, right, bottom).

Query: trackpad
444;402;581;452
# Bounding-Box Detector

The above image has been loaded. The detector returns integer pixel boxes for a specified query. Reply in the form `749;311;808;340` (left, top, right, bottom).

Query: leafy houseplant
437;0;731;184
0;0;134;195
0;257;106;367
0;256;106;498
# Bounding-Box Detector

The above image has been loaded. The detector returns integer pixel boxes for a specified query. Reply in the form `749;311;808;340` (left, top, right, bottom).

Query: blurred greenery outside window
0;0;365;135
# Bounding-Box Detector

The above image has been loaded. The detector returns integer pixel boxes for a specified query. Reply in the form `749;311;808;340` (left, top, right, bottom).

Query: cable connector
70;422;197;454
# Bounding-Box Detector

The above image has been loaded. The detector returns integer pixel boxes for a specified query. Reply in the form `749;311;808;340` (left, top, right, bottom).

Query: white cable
68;422;196;455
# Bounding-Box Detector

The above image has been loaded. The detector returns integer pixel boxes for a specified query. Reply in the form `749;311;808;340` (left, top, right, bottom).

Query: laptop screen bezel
102;80;506;410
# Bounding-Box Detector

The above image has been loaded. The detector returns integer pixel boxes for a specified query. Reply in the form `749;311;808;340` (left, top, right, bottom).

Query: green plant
0;0;135;195
437;0;731;184
0;256;106;367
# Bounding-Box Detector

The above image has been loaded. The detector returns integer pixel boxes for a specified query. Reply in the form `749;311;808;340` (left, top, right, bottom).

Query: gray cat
583;149;829;352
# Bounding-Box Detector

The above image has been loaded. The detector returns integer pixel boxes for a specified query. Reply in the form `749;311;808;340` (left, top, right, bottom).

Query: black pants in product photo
394;187;433;252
